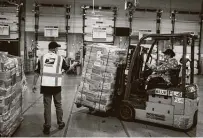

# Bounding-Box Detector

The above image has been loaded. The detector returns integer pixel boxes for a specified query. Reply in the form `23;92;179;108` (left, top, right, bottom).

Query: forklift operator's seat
147;65;181;90
169;65;181;86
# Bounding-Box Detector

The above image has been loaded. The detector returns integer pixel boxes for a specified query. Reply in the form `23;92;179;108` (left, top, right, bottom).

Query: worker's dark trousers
43;92;63;128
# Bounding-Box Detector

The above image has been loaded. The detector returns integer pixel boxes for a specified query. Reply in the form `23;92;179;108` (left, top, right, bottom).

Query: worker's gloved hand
32;86;37;93
69;62;78;70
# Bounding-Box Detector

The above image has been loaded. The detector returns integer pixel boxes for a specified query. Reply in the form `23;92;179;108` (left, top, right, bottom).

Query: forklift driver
146;49;179;89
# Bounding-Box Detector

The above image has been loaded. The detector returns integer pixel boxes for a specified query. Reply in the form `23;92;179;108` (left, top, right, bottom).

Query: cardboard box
0;87;12;98
0;79;12;89
82;72;115;83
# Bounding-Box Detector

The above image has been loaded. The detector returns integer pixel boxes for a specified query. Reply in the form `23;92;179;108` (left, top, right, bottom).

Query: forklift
118;33;199;130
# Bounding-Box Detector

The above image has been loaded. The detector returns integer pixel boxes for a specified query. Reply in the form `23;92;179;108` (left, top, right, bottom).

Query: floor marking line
63;88;78;137
120;121;130;137
22;96;43;115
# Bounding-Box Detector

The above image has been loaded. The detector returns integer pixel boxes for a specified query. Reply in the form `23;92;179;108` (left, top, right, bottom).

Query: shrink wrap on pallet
0;52;27;136
75;44;126;112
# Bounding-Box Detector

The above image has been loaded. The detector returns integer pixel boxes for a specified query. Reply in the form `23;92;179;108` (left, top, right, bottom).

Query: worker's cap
163;49;175;57
48;41;61;49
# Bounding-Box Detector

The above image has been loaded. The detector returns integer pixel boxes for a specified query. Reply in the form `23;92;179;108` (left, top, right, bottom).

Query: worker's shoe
58;122;65;130
43;126;50;135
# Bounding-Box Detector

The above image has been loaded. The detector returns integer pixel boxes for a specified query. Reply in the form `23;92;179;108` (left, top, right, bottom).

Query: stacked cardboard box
0;52;27;136
75;44;126;112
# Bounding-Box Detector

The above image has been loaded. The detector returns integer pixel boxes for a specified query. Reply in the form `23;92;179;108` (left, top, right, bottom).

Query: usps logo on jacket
44;58;56;67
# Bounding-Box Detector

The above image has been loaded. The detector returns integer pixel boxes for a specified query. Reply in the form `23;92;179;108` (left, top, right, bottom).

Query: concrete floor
12;74;203;137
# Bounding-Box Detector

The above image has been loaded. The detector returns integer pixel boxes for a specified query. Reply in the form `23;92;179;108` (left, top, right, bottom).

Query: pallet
0;116;23;137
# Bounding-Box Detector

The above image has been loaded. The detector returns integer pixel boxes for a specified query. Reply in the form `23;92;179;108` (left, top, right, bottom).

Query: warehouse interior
0;0;203;137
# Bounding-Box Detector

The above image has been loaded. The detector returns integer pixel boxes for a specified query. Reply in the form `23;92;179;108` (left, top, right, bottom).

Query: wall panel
0;7;19;40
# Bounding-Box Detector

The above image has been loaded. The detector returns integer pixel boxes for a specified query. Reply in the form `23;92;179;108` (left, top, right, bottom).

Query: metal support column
198;1;203;75
199;16;203;74
21;0;26;72
156;9;162;63
82;6;86;66
17;3;22;56
171;10;176;49
113;7;117;45
129;10;133;45
34;3;39;69
65;5;71;58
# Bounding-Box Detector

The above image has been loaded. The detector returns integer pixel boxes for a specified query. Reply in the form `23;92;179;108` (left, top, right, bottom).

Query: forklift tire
119;102;135;122
183;110;198;132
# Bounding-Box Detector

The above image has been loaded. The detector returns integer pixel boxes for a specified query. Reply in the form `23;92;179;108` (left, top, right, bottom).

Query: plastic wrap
0;53;26;136
75;43;126;112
